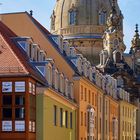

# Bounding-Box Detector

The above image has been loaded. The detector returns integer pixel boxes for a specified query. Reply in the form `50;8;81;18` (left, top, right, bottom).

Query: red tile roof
0;21;46;84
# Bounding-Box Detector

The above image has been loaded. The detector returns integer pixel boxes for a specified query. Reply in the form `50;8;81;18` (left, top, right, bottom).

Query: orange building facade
73;76;119;140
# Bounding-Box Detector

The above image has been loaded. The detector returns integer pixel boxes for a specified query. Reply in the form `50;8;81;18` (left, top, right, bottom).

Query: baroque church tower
130;24;140;77
51;0;121;64
97;0;137;93
98;0;126;72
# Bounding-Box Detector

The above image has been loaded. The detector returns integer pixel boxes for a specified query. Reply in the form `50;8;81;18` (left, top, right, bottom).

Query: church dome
51;0;120;34
50;0;121;65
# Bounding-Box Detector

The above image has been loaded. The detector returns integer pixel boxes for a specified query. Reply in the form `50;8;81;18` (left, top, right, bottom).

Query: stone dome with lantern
50;0;121;64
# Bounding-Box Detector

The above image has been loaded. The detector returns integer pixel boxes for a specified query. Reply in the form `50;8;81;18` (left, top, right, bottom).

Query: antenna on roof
30;10;33;16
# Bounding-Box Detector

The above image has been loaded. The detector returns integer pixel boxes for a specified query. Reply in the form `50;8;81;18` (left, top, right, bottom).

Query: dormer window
99;10;107;25
18;41;28;51
69;9;77;25
36;66;46;77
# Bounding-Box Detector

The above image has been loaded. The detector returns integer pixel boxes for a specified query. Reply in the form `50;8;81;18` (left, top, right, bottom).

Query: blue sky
0;0;140;52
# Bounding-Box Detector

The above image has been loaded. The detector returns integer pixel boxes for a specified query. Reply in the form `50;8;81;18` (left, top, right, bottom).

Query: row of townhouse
0;11;138;140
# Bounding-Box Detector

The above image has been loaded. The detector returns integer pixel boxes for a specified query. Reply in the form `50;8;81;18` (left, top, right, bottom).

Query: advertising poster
15;81;25;92
15;121;25;131
2;82;12;93
2;121;12;131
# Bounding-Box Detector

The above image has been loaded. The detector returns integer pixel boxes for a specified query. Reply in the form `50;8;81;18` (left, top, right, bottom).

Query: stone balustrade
60;25;105;36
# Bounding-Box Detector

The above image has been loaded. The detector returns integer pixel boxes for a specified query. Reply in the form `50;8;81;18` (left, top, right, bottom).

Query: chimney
30;10;33;16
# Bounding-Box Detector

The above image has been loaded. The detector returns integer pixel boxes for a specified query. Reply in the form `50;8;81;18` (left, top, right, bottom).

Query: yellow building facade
36;88;77;140
119;101;137;140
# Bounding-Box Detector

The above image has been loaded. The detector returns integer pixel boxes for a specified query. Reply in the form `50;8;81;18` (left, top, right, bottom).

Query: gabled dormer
14;37;48;63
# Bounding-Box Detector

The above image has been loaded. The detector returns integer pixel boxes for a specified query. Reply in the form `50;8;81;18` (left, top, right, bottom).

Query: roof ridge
0;11;27;15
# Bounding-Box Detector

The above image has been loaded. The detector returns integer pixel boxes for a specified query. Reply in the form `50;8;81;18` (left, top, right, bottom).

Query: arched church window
69;10;77;25
99;10;107;25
